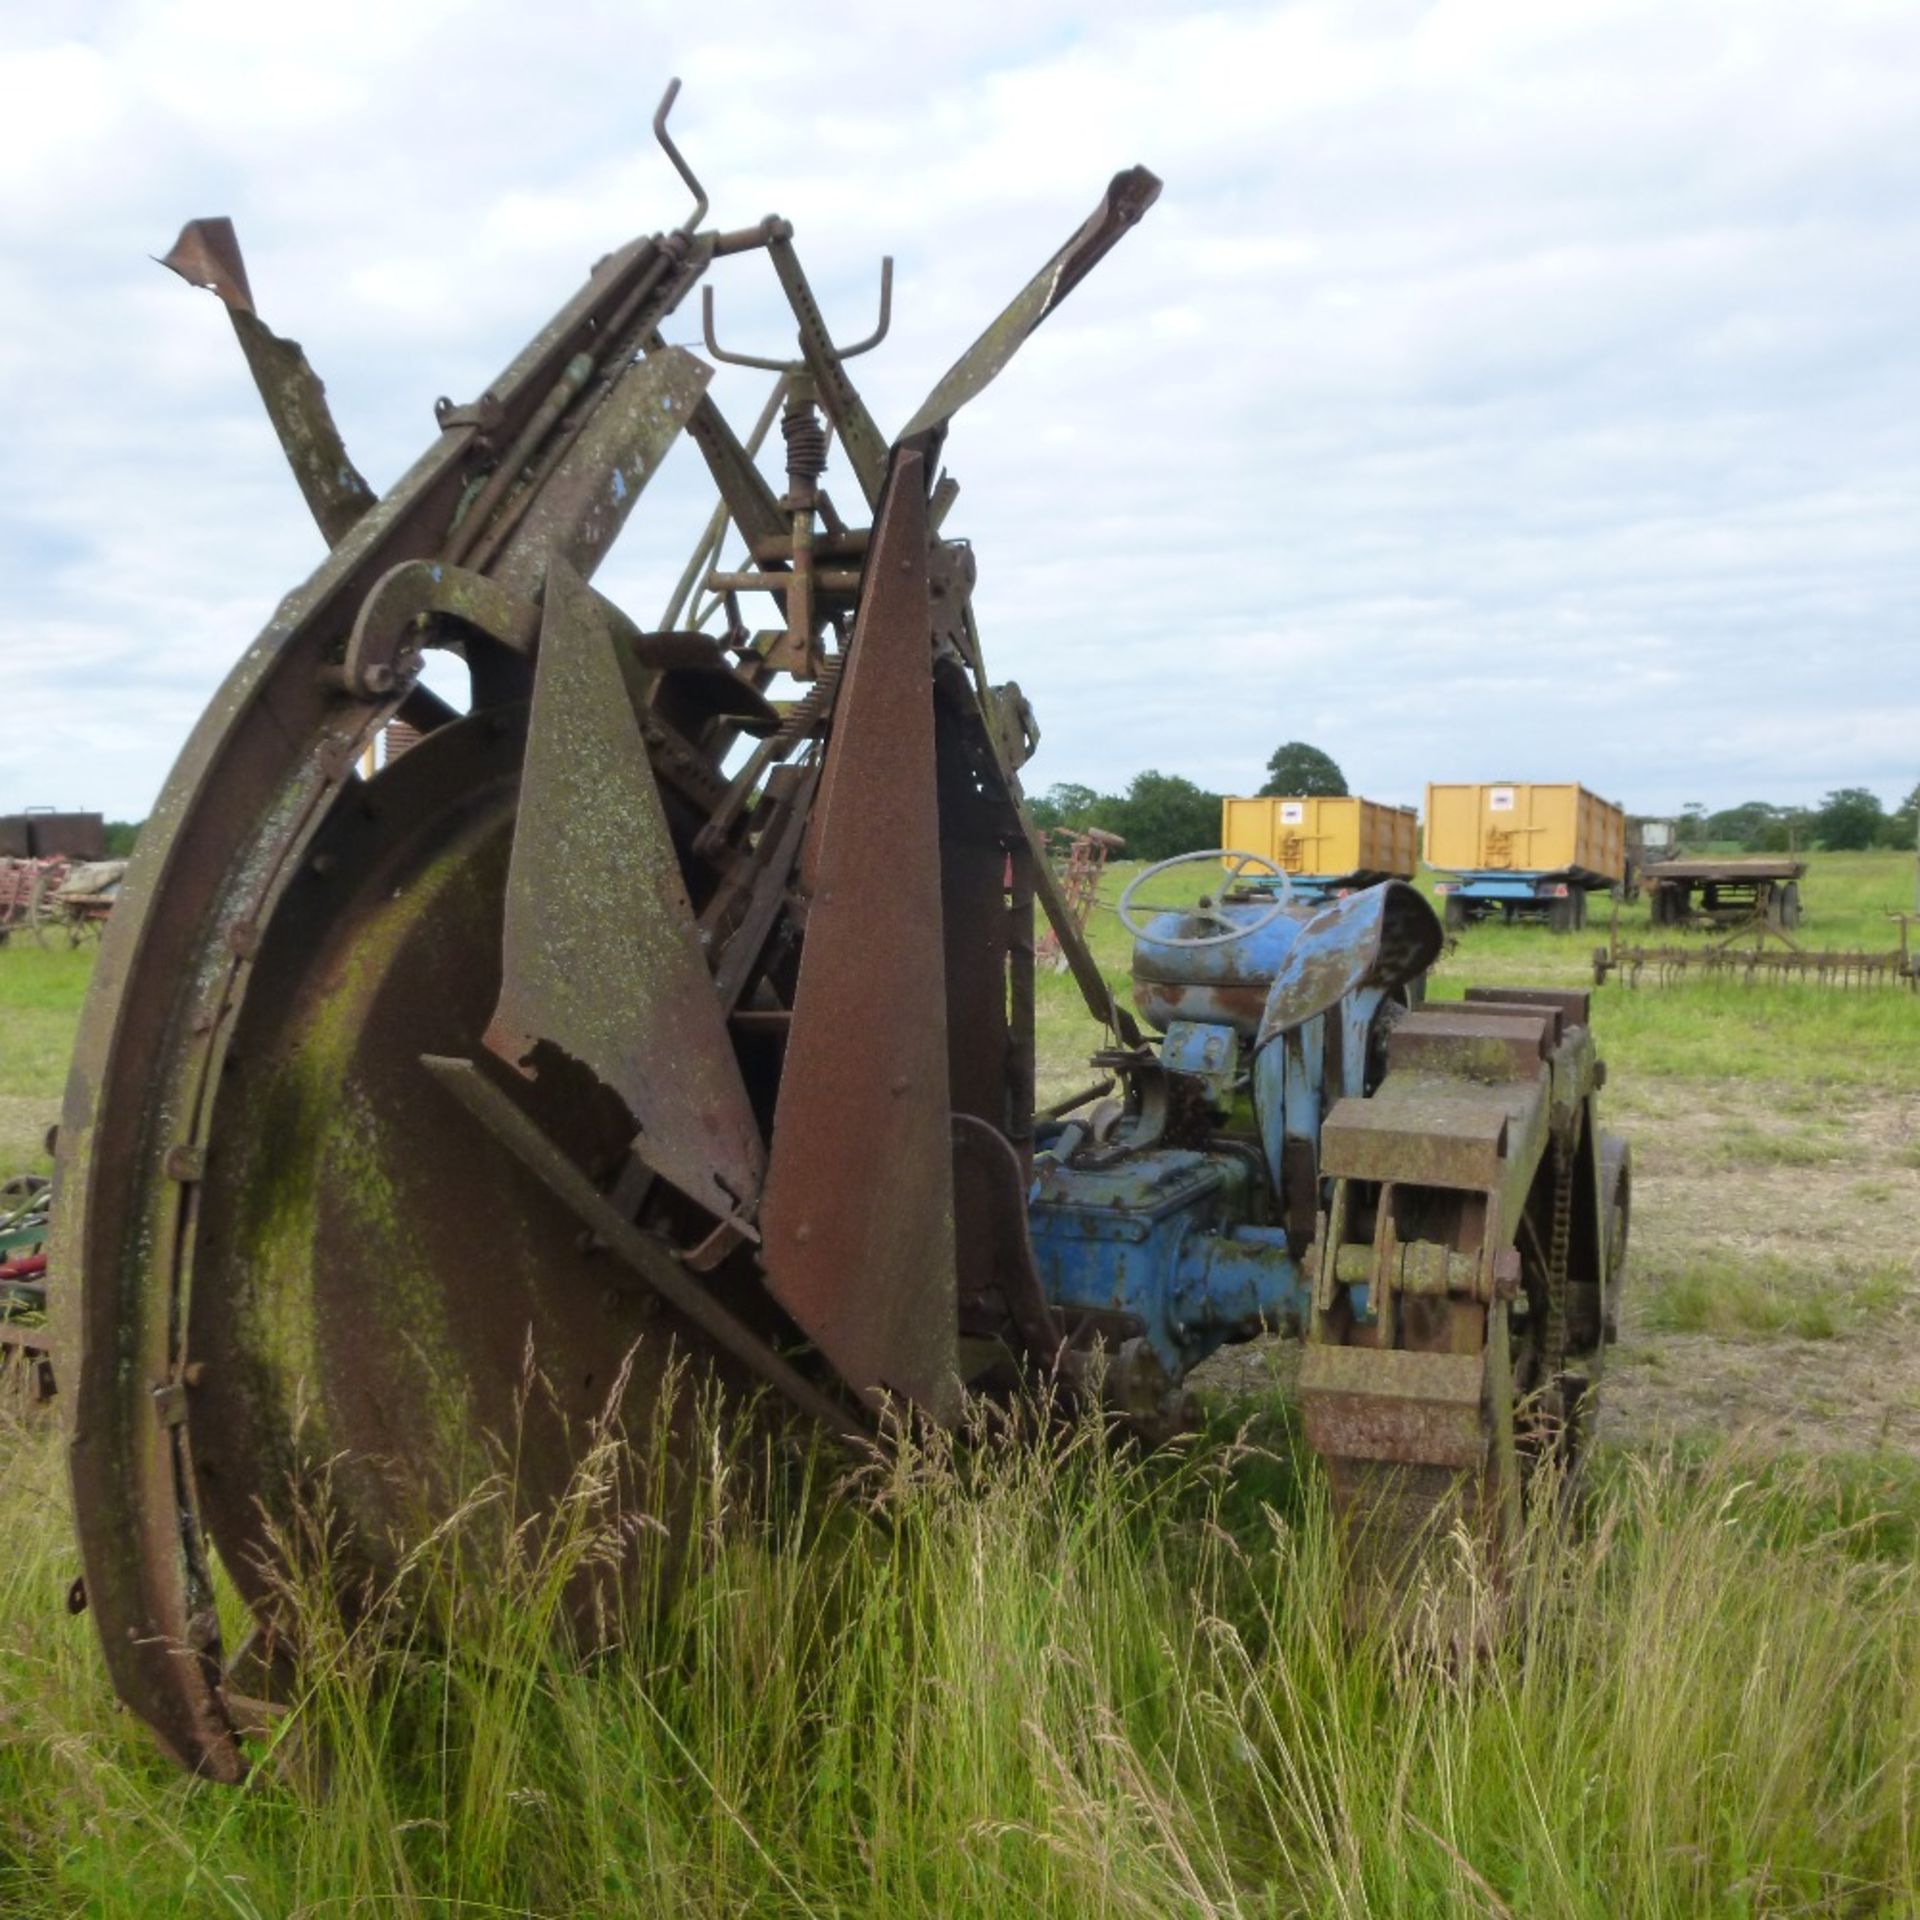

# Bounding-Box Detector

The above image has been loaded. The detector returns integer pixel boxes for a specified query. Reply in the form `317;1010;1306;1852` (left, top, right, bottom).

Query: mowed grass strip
1638;1247;1909;1341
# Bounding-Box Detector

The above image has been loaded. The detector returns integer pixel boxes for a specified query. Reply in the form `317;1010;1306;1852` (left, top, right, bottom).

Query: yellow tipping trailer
1221;795;1417;903
1423;782;1626;932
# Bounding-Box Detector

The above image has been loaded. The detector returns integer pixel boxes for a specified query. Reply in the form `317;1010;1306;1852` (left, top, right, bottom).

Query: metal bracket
701;255;893;374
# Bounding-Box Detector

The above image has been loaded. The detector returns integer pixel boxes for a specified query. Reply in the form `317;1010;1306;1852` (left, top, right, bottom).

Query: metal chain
1544;1115;1581;1382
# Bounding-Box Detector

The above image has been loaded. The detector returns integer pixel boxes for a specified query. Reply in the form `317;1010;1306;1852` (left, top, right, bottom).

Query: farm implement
55;88;1628;1780
0;812;116;947
1595;909;1919;989
1639;854;1805;931
0;858;65;945
1035;825;1125;970
1;1176;54;1403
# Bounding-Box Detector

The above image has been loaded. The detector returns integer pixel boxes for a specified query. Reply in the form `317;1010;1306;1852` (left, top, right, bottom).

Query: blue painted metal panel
1255;882;1441;1043
1132;899;1314;1036
1028;1148;1312;1375
1130;903;1307;989
1160;1018;1240;1109
1032;879;1430;1387
1438;871;1575;901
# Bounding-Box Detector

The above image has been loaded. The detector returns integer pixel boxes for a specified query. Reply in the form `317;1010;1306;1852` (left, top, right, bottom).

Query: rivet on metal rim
163;1144;206;1183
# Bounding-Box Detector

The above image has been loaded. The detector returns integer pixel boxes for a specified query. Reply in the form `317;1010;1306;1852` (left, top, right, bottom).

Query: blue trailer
1434;871;1604;933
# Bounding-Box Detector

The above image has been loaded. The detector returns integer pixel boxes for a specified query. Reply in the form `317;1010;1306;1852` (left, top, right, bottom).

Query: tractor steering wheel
1117;849;1296;949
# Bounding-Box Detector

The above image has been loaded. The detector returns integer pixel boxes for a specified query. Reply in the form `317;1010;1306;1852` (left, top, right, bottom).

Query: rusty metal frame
60;89;1167;1781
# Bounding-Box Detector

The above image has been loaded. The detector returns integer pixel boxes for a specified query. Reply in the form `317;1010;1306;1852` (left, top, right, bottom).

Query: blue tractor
1030;851;1628;1570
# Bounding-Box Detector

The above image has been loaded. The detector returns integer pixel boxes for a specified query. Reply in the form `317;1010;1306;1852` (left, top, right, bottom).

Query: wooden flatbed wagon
1642;856;1805;929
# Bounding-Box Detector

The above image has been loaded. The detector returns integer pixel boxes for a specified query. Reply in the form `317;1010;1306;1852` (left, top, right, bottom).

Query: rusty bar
158;218;377;548
1007;834;1037;1149
420;1057;860;1441
659;375;788;631
703;567;863;595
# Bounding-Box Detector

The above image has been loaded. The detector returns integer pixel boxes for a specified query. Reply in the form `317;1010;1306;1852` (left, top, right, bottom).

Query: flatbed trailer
1642;856;1804;929
1434;868;1611;932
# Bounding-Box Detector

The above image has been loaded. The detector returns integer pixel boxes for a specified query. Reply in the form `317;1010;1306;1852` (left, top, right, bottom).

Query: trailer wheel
1780;881;1802;931
1548;895;1574;934
1443;896;1469;934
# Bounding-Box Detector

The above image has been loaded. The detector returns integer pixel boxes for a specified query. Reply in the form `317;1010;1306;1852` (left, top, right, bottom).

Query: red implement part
761;453;960;1419
1035;826;1122;971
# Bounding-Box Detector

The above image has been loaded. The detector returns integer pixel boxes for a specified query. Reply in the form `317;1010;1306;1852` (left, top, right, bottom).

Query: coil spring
782;401;828;486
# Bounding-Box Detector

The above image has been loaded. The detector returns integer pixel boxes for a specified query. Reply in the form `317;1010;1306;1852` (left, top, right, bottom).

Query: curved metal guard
1256;881;1443;1046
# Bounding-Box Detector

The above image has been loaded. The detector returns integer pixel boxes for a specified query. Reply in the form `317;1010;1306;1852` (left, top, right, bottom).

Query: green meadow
0;848;1915;1916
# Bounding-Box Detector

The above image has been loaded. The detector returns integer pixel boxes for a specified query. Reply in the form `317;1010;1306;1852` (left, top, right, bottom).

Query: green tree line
1677;787;1918;854
1027;749;1920;865
1026;742;1347;863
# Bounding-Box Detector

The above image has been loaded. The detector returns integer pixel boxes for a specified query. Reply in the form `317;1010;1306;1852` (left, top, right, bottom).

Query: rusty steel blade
897;166;1162;443
761;451;960;1419
159;217;378;547
488;559;765;1220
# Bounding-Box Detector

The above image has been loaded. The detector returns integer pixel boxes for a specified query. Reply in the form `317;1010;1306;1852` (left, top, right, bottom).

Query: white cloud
0;0;1915;821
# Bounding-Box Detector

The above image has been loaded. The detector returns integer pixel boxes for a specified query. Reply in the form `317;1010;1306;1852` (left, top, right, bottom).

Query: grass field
1;851;1916;1915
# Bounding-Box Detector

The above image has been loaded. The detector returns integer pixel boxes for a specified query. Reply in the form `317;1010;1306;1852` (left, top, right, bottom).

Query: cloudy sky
2;0;1916;823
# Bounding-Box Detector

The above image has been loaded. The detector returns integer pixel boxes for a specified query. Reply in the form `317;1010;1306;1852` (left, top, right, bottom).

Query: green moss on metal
224;837;488;1507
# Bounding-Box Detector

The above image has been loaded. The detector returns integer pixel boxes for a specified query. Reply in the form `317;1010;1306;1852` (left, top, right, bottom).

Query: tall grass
2;1376;1915;1917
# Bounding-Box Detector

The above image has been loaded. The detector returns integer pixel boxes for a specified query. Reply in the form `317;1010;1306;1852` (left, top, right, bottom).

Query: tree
1813;788;1886;852
1107;770;1221;863
1025;782;1100;832
103;820;141;858
1883;782;1920;852
1752;808;1812;854
1258;741;1347;799
1705;801;1780;849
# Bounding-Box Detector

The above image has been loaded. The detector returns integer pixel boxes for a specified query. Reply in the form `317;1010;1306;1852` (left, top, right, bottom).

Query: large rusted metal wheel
54;647;801;1779
52;235;814;1783
56;130;1167;1781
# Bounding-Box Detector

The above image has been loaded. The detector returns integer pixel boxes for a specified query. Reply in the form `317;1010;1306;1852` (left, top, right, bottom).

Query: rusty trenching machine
55;87;1628;1777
